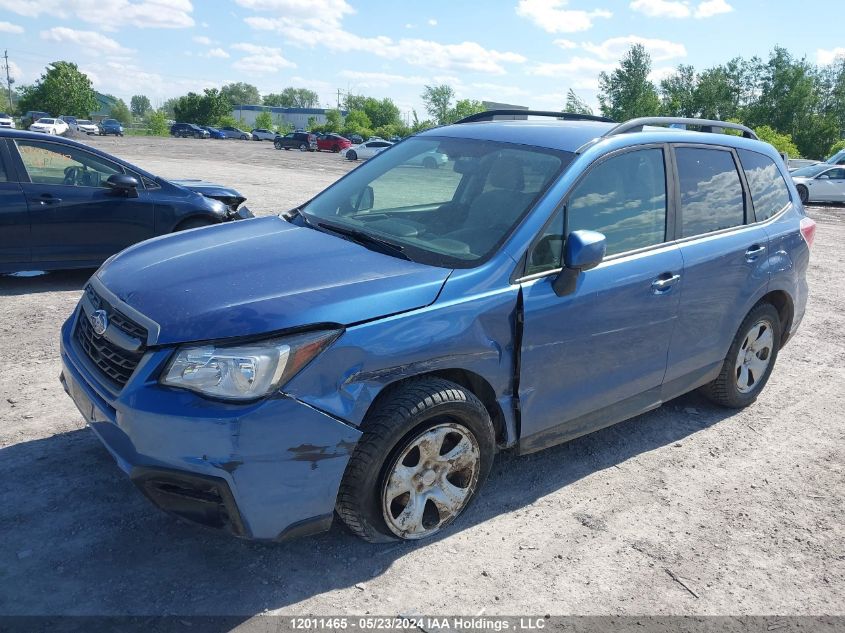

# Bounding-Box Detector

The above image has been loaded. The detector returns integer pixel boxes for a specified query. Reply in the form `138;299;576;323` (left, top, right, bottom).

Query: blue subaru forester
60;112;814;542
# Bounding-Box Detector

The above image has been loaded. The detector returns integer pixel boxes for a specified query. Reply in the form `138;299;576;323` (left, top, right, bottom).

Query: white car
251;128;277;141
0;112;14;129
791;164;845;204
29;118;69;135
75;119;100;135
404;148;449;169
342;139;393;161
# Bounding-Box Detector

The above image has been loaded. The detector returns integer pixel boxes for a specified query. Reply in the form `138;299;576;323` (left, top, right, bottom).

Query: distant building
91;92;118;121
231;105;347;129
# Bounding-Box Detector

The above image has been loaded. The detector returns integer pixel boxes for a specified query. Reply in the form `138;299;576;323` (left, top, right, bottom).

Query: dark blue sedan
201;126;227;139
0;129;253;273
98;119;124;136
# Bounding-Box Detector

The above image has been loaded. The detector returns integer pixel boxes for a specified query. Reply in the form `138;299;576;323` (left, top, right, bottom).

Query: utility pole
3;50;13;112
336;88;342;110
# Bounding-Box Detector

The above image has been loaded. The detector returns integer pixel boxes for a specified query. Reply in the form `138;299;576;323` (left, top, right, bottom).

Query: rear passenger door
0;140;30;267
518;146;684;451
663;145;770;392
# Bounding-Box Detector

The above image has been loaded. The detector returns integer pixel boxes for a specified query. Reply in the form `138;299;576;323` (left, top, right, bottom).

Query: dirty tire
700;303;781;408
336;377;495;543
347;150;357;161
797;185;809;205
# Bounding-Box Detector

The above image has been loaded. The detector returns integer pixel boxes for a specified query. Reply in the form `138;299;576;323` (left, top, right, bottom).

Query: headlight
161;329;341;401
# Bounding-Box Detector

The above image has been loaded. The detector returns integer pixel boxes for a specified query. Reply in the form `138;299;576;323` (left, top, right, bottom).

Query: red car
317;134;352;153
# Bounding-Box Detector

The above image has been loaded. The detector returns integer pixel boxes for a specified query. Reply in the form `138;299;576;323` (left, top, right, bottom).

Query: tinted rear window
0;153;7;182
676;147;745;238
738;149;791;221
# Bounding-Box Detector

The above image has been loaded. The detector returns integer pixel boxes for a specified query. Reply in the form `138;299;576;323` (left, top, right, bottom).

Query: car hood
96;216;452;345
171;179;244;199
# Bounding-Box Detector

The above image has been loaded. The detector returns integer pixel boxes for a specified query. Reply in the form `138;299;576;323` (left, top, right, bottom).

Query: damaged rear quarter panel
283;260;521;439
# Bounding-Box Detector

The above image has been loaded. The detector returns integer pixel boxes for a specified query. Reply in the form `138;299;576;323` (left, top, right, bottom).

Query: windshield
301;136;570;268
826;149;845;164
0;113;9;118
38;119;55;124
78;120;92;125
792;164;829;178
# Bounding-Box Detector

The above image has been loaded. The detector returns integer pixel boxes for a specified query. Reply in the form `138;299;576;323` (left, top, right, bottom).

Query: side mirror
106;174;139;198
353;185;374;212
552;230;606;297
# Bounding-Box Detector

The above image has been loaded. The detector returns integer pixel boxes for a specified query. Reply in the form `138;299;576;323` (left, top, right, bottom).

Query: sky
1;0;844;119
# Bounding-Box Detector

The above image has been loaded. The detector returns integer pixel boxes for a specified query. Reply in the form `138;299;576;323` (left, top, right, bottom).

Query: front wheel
700;303;781;408
797;185;809;205
298;143;307;151
274;139;282;150
337;377;495;542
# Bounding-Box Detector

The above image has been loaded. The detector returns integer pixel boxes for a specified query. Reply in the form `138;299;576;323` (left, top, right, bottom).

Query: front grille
76;286;148;388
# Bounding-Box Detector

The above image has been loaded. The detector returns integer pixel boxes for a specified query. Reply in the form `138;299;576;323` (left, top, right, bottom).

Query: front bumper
59;309;361;540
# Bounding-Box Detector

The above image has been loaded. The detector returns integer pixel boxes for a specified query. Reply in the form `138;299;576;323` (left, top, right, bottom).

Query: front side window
819;168;845;179
566;148;667;257
301;137;569;267
738;149;791;221
676;147;745;238
16;140;122;187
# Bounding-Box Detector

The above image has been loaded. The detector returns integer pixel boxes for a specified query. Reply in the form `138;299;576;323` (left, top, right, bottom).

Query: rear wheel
332;144;340;152
337;377;495;542
797;185;809;205
298;143;307;151
347;150;357;161
700;303;781;408
274;139;282;150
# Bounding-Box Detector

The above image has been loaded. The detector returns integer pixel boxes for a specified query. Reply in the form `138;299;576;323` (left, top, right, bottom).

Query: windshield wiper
316;222;411;261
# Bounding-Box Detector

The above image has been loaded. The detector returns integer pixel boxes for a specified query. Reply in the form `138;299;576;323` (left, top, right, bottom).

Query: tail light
800;217;816;248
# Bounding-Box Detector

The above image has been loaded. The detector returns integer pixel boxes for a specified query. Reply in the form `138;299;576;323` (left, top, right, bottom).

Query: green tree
173;88;230;125
827;139;845;159
449;99;485;123
342;110;373;138
220;82;261;107
324;108;342;133
422;84;455;125
130;95;151;117
16;61;97;117
597;44;660;121
109;98;131;124
254;109;273;129
754;125;800;157
564;89;593;115
146;110;169;136
160;97;178;118
659;65;696;117
264;87;319;108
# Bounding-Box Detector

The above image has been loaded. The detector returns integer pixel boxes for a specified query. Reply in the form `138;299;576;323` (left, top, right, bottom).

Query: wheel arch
363;369;510;449
755;289;794;346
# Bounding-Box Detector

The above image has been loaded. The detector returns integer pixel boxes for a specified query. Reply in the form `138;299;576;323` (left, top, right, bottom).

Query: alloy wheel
381;422;481;539
734;319;775;393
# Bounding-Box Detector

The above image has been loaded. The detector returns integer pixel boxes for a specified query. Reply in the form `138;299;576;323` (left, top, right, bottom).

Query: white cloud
428;18;437;26
231;43;296;73
516;0;612;34
582;35;686;61
554;38;579;50
339;70;430;87
529;56;617;90
817;47;845;65
206;48;230;58
694;0;733;18
235;0;353;29
40;27;132;55
649;66;677;83
7;60;24;81
193;35;212;45
0;21;24;33
0;0;194;29
630;0;690;18
630;0;734;19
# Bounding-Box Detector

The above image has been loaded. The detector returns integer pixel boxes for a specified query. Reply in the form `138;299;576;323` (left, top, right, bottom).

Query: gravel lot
0;136;843;618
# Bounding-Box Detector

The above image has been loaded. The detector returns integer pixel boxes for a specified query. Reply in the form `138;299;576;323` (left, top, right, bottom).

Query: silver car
791;164;845;203
251;128;276;141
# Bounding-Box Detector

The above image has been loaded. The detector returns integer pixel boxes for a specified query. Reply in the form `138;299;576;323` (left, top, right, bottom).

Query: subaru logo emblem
90;310;108;336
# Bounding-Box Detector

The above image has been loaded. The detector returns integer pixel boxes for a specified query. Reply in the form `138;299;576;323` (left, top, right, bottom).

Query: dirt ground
0;136;843;618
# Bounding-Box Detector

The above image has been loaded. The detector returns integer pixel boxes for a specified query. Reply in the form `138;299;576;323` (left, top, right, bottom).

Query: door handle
652;273;681;292
38;194;62;205
745;244;766;261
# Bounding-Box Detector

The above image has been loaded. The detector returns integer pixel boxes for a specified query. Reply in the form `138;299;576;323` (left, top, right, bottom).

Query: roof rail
605;116;758;139
456;109;614;124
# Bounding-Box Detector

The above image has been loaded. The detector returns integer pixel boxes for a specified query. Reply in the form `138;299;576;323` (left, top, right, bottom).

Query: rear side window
0;151;8;182
566;147;667;256
738;149;791;221
676;147;745;238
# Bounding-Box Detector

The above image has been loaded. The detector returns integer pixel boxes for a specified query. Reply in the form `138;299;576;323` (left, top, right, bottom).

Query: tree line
596;44;845;159
8;48;843;157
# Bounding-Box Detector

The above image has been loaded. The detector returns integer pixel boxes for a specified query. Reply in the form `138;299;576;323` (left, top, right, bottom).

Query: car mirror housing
553;230;607;297
106;174;140;198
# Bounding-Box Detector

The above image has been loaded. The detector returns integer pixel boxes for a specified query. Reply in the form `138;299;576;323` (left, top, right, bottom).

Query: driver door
812;167;845;201
12;139;157;265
